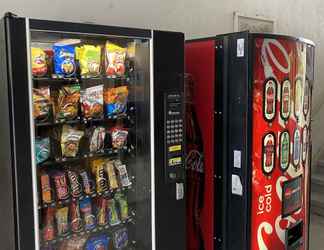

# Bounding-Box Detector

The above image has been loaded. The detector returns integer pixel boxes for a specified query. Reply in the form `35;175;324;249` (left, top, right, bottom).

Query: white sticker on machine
237;38;245;57
232;174;243;196
176;183;184;200
234;150;242;169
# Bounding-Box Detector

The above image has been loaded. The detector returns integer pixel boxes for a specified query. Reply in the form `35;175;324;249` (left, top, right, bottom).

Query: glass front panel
29;28;152;250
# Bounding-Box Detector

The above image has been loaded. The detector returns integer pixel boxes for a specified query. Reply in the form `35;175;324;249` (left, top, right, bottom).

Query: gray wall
2;0;324;160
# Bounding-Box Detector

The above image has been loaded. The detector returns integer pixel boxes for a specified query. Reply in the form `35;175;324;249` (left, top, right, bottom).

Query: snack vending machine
185;32;314;250
0;13;185;250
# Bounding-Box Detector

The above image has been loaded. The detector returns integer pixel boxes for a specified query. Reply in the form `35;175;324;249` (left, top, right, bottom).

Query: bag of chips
33;87;51;121
61;125;84;157
55;207;69;236
58;236;88;250
52;171;70;201
81;85;104;119
80;197;96;231
70;201;83;233
104;86;128;116
54;85;80;121
35;137;50;164
114;160;131;187
115;192;129;221
96;197;109;226
76;45;101;78
105;160;119;190
107;198;120;226
86;235;110;250
113;227;128;249
89;126;106;153
31;47;48;77
43;207;55;242
105;42;126;77
41;172;53;204
67;170;83;198
53;40;79;78
91;159;109;194
111;127;128;149
79;169;96;195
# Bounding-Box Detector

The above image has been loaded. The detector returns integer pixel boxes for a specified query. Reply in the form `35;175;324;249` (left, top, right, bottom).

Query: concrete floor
309;214;324;250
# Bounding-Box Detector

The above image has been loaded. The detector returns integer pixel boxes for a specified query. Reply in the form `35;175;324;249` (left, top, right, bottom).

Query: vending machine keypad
164;92;184;183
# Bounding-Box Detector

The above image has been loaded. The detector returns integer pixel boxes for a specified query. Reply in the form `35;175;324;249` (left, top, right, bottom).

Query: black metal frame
29;19;151;38
153;30;186;250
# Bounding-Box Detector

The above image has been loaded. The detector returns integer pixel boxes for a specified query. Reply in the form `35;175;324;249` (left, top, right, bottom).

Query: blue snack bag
53;40;78;77
113;227;128;249
86;234;110;250
80;197;96;231
35;137;50;164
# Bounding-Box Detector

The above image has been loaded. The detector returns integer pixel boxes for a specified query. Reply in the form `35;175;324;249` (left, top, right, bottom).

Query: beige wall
2;0;324;160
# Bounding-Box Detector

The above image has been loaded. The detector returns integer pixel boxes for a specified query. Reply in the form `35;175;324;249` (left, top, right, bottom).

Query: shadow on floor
310;214;324;250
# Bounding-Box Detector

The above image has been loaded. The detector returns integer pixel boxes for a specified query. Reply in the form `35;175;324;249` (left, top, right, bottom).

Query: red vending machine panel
251;37;312;250
185;40;215;250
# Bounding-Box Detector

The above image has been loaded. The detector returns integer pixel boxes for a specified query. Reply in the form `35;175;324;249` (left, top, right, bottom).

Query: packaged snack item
59;236;88;250
105;160;119;189
91;159;109;193
79;169;95;195
33;87;51;121
115;193;129;220
41;172;53;204
55;207;69;236
104;86;128;116
70;201;83;233
96;197;109;226
114;160;132;187
76;45;101;77
80;197;96;231
81;85;104;119
54;85;80;121
113;227;128;249
35;137;50;164
105;41;126;77
67;170;83;198
86;234;110;250
61;125;84;158
89;126;106;153
43;207;55;242
52;171;70;201
107;198;120;226
53;40;78;77
31;47;48;77
111;127;128;149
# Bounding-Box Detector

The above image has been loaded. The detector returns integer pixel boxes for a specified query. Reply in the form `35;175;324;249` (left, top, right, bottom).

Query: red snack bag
43;207;55;242
105;42;126;77
110;127;128;149
70;201;83;233
53;171;70;201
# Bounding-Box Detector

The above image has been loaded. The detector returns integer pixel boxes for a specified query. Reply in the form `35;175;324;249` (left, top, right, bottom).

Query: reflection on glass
30;30;151;250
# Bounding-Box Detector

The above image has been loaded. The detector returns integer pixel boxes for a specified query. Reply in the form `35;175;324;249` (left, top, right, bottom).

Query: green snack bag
115;193;129;221
108;198;120;226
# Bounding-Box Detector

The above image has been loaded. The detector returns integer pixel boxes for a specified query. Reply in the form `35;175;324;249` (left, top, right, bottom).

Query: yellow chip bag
76;45;101;77
31;47;48;77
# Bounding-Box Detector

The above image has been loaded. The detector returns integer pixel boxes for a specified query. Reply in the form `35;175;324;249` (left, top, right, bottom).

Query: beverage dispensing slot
164;92;184;183
285;221;303;250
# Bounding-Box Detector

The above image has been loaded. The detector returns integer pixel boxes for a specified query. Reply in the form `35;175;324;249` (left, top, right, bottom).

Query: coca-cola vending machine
185;32;315;250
